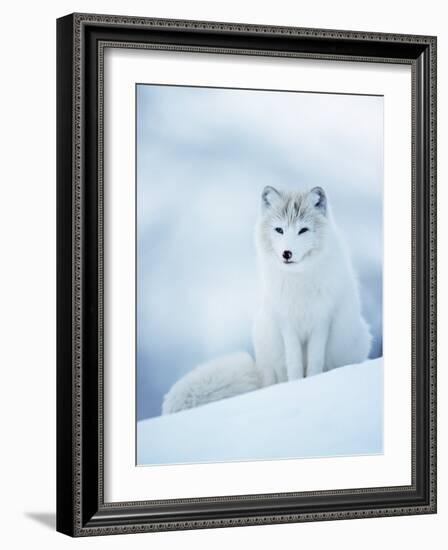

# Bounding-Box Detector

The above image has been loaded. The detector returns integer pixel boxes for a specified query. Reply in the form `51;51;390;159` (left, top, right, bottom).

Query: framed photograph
56;13;437;536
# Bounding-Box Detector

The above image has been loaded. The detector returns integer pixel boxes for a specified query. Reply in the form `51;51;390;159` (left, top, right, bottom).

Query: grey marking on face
279;196;308;225
260;185;328;228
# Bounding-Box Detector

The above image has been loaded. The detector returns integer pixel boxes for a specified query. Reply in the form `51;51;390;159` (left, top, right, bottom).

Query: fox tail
161;352;261;415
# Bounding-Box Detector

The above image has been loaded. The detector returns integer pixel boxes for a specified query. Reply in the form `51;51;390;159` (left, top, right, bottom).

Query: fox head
256;186;330;272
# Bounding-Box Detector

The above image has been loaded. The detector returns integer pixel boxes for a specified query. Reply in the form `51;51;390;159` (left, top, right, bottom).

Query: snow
137;358;383;465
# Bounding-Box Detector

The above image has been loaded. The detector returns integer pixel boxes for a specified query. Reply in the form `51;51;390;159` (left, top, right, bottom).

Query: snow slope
137;358;383;465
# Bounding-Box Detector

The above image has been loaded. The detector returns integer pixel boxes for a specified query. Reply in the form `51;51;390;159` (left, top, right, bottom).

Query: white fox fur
161;352;260;415
162;186;371;414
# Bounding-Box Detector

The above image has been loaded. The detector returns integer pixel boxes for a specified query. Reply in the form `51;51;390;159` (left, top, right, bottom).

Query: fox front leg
282;325;304;381
306;322;330;377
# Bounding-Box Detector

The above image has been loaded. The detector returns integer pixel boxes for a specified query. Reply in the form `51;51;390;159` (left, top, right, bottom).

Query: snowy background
136;84;383;424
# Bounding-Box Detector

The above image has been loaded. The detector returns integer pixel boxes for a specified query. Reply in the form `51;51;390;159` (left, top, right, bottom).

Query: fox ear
262;186;281;209
309;187;327;215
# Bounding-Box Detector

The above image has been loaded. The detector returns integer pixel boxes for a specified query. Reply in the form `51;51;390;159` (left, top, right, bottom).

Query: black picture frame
57;13;437;537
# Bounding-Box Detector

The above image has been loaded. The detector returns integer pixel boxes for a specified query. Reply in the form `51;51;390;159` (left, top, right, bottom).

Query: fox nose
282;250;292;260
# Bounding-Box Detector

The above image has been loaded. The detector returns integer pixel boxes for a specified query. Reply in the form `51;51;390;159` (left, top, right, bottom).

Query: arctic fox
161;186;371;415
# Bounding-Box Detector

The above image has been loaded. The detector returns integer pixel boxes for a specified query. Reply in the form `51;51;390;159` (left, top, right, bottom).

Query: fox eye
298;227;309;235
274;227;284;234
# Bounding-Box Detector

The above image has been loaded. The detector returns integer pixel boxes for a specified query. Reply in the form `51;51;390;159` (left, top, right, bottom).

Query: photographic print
136;83;383;466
